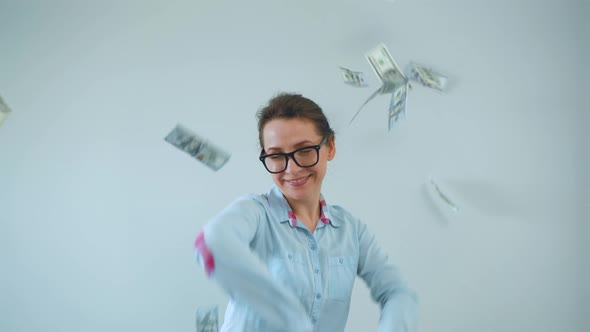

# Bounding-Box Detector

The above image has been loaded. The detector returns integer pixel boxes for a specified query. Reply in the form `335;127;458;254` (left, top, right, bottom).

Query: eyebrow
265;140;316;153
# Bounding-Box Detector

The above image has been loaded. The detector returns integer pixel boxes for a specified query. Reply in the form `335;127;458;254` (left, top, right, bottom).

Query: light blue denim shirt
194;185;418;332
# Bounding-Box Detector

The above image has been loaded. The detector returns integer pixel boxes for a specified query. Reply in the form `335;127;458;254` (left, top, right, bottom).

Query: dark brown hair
256;92;335;149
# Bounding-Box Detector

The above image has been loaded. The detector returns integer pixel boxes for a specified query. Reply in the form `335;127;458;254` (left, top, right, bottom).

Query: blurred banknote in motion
339;66;367;87
196;306;218;332
366;43;407;86
405;62;448;91
348;82;397;126
348;43;409;129
0;95;11;127
428;177;459;212
164;124;230;171
388;82;408;131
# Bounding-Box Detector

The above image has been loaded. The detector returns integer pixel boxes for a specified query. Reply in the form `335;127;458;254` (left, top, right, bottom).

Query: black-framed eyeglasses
259;137;328;174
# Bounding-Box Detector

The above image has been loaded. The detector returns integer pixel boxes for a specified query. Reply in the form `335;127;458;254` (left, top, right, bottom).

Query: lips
285;175;310;187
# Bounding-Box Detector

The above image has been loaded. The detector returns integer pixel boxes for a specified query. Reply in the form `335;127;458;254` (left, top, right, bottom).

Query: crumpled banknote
164;124;230;171
405;62;448;91
0;95;11;127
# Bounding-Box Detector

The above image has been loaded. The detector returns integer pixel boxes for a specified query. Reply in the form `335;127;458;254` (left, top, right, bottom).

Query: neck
285;192;321;232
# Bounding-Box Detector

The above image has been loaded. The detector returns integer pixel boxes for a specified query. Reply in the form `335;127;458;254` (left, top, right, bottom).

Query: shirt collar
268;185;339;228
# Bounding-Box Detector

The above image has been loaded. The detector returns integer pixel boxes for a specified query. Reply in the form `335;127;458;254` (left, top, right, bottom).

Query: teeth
289;177;307;184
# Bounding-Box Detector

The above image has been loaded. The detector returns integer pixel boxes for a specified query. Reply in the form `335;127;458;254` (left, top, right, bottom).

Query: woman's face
261;118;335;204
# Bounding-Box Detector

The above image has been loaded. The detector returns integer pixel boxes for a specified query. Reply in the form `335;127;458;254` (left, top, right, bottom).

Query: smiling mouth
285;175;310;186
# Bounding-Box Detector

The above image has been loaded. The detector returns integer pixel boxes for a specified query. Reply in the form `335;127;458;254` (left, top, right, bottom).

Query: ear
327;136;336;161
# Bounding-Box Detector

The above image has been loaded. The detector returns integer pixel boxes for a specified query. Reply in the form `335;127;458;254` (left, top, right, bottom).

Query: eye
267;154;283;160
298;148;314;155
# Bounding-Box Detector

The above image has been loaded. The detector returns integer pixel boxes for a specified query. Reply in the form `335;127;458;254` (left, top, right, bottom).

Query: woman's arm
194;196;313;332
356;222;419;332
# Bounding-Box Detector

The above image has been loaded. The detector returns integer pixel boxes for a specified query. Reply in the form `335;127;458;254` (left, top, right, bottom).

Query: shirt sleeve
356;221;419;332
193;196;313;332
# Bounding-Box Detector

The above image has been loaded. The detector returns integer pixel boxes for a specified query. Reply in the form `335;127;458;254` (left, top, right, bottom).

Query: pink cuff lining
194;232;215;277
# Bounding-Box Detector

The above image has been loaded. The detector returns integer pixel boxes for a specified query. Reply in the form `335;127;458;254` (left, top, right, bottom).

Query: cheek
271;173;282;183
320;152;332;167
314;160;328;175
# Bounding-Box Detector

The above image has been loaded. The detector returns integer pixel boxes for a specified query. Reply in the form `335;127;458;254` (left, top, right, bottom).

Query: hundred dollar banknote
388;82;408;131
348;82;397;126
428;177;459;212
348;43;409;127
0;95;11;127
365;43;407;87
196;306;218;332
405;62;448;91
339;66;367;87
164;124;230;171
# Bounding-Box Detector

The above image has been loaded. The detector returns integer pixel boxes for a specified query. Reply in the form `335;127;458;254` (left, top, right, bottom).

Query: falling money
405;62;448;91
339;66;367;87
429;177;459;212
366;43;408;87
348;43;408;130
164;124;231;171
196;306;219;332
388;82;409;131
0;94;11;127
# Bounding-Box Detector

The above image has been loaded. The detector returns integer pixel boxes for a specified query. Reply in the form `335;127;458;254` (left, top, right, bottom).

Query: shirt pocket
327;255;357;302
267;252;309;296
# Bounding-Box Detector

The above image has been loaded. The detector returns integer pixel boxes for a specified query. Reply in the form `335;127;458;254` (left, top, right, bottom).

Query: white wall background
0;0;587;331
579;0;589;330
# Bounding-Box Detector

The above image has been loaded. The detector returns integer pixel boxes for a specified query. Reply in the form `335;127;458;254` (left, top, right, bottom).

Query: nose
284;155;302;174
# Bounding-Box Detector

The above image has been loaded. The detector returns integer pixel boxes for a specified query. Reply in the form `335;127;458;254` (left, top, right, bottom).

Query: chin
281;180;318;200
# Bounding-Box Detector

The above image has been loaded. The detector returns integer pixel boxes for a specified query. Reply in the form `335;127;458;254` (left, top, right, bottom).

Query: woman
194;93;418;332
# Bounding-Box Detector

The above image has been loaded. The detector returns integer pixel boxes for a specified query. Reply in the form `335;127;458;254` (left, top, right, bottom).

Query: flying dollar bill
348;82;397;126
0;94;11;127
405;62;448;91
346;44;449;130
164;124;230;171
196;306;218;332
428;177;459;212
388;82;408;131
348;43;409;128
339;66;367;87
366;43;407;86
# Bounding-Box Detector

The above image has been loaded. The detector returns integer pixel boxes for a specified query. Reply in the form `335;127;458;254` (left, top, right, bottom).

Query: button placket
308;235;322;320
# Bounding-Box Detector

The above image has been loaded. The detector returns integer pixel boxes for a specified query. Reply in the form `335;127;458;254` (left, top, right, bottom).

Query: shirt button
310;244;316;250
312;317;317;324
316;293;321;299
288;254;293;259
314;268;319;273
339;258;344;264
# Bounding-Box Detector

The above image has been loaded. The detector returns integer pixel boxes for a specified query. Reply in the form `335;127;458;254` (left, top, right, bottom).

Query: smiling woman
193;92;418;332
